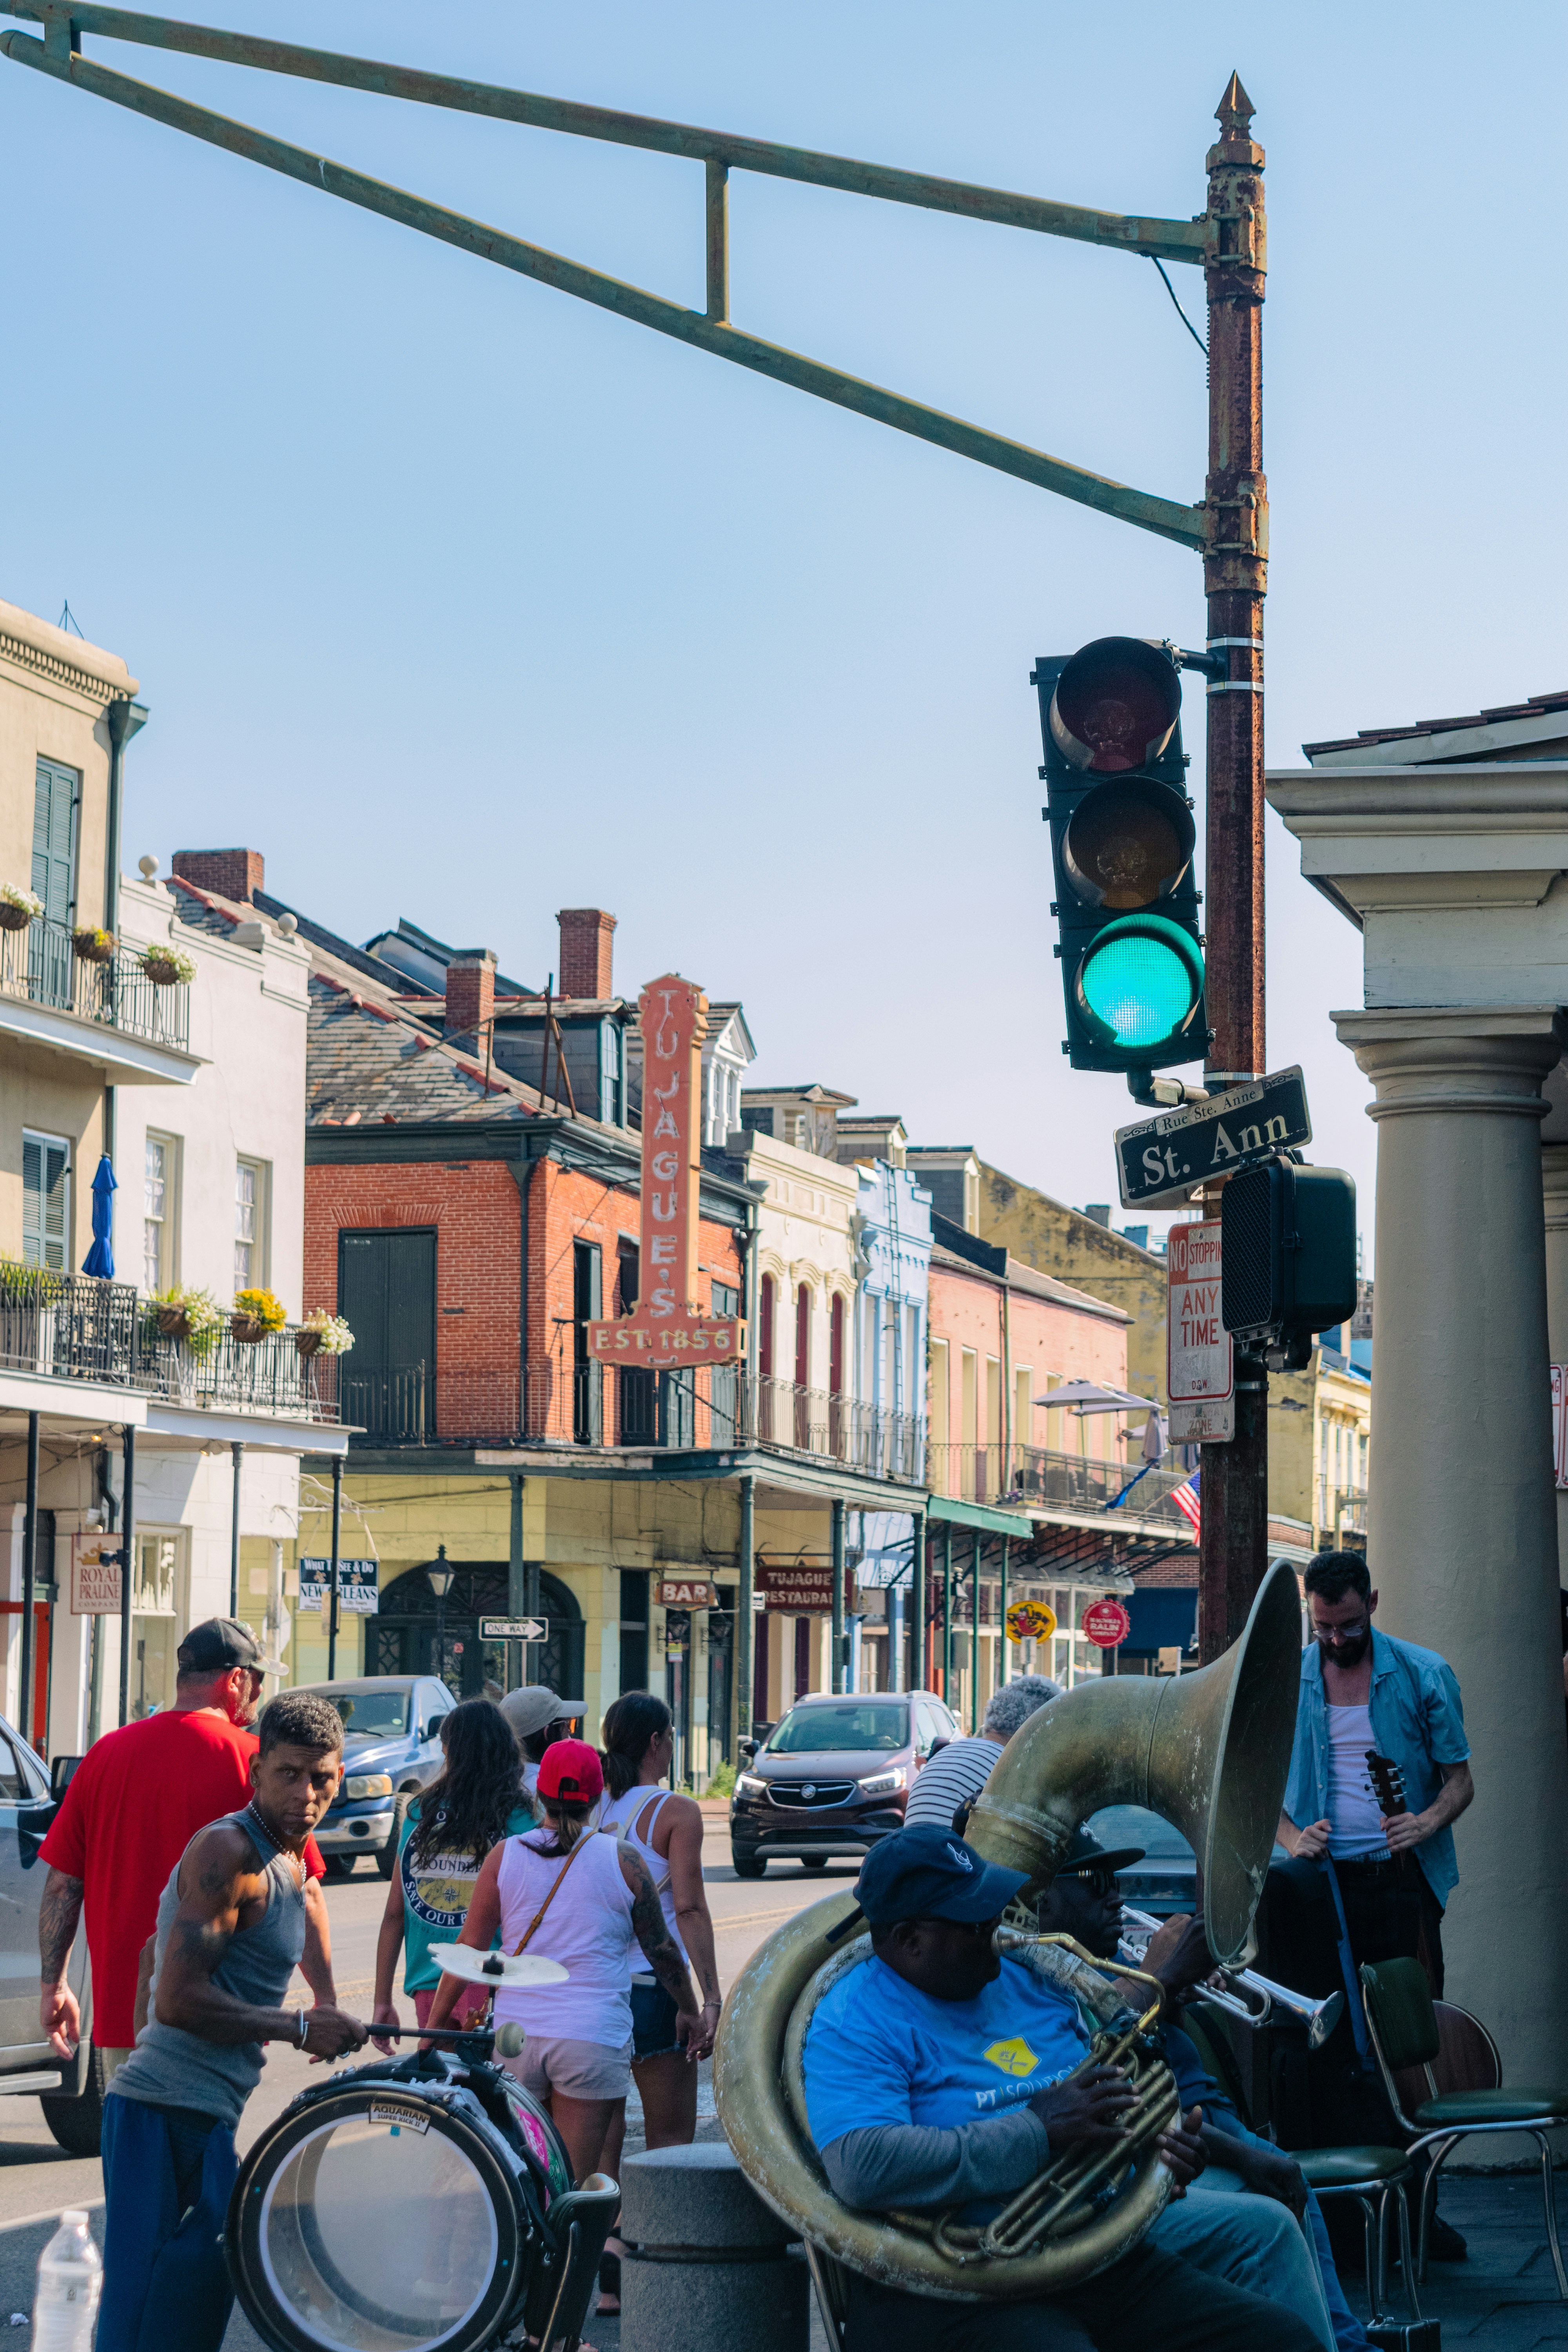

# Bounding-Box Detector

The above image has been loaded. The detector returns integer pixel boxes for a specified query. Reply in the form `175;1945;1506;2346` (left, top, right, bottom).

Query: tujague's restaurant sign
585;972;746;1368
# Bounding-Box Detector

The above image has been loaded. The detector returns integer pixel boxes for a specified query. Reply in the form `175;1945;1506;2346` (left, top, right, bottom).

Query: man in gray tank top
98;1690;369;2352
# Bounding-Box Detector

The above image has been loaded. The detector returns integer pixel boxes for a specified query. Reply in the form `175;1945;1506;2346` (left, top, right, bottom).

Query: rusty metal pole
1198;76;1269;1662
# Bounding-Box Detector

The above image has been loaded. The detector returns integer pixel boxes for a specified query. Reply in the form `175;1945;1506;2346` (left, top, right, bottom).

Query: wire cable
1151;258;1207;355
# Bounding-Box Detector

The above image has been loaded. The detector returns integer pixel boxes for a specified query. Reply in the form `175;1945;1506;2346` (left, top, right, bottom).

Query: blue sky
5;1;1564;1257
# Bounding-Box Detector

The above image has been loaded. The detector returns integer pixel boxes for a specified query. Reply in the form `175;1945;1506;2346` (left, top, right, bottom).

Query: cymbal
428;1941;568;1988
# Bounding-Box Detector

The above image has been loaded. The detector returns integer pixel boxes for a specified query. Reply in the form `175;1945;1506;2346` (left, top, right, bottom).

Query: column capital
1332;1004;1567;1124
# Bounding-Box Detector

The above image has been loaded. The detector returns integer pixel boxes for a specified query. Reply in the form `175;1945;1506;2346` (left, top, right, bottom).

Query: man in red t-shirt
39;1618;331;2075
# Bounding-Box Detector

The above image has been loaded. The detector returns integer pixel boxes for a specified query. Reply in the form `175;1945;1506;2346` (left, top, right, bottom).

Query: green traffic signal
1075;915;1206;1055
1033;636;1209;1077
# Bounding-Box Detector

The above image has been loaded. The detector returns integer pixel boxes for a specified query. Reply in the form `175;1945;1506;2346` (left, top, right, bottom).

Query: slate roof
1303;688;1568;758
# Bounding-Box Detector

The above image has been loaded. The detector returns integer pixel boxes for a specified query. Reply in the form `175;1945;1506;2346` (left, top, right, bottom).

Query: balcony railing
0;915;191;1051
1318;1480;1368;1537
345;1362;923;1481
927;1440;1197;1531
0;1268;340;1421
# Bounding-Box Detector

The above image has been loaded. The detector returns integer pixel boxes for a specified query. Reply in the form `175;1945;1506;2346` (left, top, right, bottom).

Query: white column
1338;1006;1568;2103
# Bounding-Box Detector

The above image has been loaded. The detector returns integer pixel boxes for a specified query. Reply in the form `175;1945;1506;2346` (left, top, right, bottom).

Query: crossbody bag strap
511;1831;593;1956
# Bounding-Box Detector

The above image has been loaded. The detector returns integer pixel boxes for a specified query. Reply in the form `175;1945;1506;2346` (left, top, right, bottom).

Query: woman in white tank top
422;1737;699;2193
594;1695;722;2312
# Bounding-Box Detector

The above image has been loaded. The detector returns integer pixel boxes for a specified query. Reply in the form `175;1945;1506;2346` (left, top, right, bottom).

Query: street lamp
428;1546;454;1689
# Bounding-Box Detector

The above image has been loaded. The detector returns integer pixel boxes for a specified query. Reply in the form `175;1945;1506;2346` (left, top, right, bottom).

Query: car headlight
343;1774;393;1800
735;1773;767;1798
858;1766;906;1797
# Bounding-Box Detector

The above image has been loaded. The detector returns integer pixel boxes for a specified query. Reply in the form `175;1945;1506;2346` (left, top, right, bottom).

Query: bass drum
227;2055;572;2352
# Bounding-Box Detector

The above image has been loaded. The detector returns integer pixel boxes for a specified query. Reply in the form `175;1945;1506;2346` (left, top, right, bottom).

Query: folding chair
1359;1956;1568;2298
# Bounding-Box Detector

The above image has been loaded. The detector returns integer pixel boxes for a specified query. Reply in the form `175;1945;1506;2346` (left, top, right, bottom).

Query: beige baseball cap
499;1684;584;1739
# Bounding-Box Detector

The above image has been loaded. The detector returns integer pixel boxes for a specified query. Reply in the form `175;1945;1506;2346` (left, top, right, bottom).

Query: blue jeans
98;2091;238;2352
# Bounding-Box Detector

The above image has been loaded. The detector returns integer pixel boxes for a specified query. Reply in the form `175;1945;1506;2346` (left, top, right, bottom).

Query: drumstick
367;2019;526;2056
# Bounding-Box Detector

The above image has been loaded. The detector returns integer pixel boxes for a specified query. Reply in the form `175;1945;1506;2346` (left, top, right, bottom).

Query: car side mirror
51;1756;82;1799
738;1737;759;1760
927;1736;949;1760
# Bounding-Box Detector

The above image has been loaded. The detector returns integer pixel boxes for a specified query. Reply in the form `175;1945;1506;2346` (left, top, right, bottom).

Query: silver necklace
246;1802;303;1886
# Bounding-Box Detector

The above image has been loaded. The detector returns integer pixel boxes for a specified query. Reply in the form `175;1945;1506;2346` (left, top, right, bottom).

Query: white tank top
493;1829;635;2044
597;1788;690;1969
1325;1701;1390;1859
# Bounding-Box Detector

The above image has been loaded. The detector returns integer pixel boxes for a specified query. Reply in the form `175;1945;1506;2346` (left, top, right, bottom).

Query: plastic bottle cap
60;2211;88;2226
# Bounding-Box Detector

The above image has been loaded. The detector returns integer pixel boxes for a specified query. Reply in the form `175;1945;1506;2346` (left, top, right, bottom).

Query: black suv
730;1690;959;1877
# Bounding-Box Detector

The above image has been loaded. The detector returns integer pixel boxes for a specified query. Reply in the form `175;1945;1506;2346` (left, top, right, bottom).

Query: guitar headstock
1365;1750;1407;1817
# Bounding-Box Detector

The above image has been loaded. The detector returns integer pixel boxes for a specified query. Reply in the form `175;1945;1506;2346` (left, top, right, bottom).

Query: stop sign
1083;1598;1131;1650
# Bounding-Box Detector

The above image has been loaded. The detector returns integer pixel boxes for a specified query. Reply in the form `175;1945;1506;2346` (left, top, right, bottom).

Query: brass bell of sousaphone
713;1560;1302;2303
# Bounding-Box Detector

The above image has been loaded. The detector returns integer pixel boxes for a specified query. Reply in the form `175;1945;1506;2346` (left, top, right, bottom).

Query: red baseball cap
536;1737;604;1804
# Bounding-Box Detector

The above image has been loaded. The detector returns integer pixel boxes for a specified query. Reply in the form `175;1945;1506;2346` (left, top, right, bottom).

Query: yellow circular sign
1005;1600;1056;1644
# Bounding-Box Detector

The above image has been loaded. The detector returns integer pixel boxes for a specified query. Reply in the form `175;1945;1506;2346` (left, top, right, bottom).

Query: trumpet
1117;1906;1343;2051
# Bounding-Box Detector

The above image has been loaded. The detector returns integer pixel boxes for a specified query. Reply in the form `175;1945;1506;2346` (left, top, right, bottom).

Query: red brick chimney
557;908;616;1001
172;848;264;903
445;949;496;1038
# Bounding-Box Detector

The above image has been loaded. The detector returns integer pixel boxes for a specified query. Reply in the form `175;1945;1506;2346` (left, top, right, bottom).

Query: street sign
299;1559;379;1615
1114;1065;1312;1210
1005;1600;1056;1644
479;1617;546;1641
1167;1220;1234;1443
1083;1598;1131;1649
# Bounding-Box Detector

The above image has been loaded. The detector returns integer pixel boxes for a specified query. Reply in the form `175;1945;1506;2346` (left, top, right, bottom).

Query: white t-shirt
1324;1701;1390;1859
902;1735;1003;1830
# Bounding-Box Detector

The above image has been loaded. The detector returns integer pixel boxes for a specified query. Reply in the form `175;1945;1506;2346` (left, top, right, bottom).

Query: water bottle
31;2210;101;2352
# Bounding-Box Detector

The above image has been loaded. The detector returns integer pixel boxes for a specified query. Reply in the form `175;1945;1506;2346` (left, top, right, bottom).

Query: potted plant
0;884;42;934
148;1284;222;1355
71;924;116;965
296;1310;354;1361
232;1287;287;1344
138;943;196;989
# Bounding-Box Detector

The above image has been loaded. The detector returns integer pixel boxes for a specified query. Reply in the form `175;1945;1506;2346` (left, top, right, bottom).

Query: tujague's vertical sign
585;973;746;1368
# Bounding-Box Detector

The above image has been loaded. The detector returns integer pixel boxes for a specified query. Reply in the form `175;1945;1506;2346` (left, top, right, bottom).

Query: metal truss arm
0;24;1206;549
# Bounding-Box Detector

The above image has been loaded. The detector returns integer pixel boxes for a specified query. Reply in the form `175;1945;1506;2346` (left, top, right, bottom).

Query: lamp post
428;1546;454;1693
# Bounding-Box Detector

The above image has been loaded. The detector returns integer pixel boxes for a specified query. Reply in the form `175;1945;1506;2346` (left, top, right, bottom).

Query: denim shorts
631;1978;682;2060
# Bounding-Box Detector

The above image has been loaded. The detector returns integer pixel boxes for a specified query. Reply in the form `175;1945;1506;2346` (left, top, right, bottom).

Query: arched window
795;1283;812;1390
829;1294;844;1395
759;1273;775;1377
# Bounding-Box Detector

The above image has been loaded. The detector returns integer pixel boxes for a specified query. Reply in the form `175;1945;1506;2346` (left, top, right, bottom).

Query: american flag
1171;1468;1201;1538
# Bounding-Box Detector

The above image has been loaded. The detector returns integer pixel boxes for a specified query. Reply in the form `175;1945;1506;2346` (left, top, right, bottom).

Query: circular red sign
1083;1599;1131;1649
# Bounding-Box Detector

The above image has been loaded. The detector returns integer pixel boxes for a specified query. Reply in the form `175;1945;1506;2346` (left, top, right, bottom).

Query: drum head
229;2083;526;2352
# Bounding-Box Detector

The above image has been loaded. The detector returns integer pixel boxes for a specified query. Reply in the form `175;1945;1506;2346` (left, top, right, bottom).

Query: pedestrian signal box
1033;637;1208;1078
1220;1161;1357;1370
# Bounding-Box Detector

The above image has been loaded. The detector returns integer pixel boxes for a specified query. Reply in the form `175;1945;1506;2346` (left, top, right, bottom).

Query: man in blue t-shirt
802;1825;1328;2352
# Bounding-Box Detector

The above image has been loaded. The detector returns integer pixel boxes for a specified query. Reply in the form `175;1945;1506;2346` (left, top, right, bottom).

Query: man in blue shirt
802;1824;1329;2352
1268;1551;1472;2247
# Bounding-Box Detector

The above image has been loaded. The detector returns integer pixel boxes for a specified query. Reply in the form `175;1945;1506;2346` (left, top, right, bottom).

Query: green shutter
23;1135;69;1270
31;760;79;927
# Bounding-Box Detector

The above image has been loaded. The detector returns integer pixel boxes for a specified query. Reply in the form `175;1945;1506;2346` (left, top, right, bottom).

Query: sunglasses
1060;1867;1121;1898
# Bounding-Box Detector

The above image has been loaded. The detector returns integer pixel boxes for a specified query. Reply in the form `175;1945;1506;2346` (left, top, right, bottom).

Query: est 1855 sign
1114;1065;1312;1210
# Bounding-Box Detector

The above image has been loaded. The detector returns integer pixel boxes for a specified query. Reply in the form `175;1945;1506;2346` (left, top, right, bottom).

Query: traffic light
1221;1161;1358;1370
1033;636;1208;1080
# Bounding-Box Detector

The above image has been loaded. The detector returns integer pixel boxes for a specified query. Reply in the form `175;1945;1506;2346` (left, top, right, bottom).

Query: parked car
729;1690;959;1877
0;1727;99;2154
296;1676;454;1878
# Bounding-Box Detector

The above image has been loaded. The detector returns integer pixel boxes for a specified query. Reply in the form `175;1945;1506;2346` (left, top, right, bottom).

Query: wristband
297;2010;309;2048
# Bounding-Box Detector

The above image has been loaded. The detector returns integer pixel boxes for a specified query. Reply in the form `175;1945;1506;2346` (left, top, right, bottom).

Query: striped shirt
903;1735;1004;1831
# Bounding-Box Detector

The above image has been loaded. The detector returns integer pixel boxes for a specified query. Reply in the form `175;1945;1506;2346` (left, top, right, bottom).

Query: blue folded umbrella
82;1154;117;1279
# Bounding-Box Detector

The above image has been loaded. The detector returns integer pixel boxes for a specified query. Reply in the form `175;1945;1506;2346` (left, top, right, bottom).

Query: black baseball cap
178;1617;284;1677
1054;1824;1146;1877
855;1824;1028;1928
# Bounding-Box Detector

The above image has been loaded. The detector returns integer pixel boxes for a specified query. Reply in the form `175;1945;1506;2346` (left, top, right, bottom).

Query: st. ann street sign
1114;1066;1312;1210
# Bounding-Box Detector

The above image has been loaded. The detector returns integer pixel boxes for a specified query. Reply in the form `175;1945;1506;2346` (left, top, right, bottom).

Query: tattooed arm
154;1822;366;2060
38;1869;84;2057
618;1845;703;2054
661;1797;722;2025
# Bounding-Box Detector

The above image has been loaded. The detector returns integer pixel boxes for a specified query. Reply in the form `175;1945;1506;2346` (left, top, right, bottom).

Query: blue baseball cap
855;1824;1029;1928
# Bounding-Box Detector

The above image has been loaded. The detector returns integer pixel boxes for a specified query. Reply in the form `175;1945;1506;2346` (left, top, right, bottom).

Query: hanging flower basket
72;926;116;965
157;1305;194;1340
299;1310;354;1358
146;1286;222;1355
231;1316;268;1344
140;946;196;988
295;1329;323;1359
231;1288;287;1346
0;885;42;932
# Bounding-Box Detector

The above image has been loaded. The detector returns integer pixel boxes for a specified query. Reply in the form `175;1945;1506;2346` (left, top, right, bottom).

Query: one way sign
1114;1067;1312;1210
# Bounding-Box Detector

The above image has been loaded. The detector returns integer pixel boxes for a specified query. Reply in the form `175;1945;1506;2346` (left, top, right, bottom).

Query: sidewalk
1381;2175;1568;2347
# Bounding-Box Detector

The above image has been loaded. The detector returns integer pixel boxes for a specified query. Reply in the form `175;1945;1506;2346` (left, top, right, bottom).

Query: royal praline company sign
585;972;746;1368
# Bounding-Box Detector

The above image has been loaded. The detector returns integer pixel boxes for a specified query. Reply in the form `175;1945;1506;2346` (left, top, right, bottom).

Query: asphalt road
0;1819;855;2342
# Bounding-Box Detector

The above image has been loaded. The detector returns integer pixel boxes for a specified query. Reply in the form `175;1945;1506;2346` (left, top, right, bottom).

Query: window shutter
23;1136;69;1270
31;761;79;927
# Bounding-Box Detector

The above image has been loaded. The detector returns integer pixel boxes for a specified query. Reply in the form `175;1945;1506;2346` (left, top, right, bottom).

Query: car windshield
319;1688;409;1739
767;1703;908;1755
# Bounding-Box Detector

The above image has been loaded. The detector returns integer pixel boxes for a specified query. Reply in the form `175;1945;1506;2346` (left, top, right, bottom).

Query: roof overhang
0;995;205;1085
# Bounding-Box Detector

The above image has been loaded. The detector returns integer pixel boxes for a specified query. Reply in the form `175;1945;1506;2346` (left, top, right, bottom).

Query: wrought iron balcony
0;915;191;1051
926;1440;1196;1530
344;1361;924;1482
0;1267;340;1422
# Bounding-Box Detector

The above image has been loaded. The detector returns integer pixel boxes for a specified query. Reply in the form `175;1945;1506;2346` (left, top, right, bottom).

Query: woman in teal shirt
372;1699;534;2036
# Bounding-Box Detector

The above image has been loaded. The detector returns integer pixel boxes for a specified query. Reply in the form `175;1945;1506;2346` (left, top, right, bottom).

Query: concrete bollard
619;2140;810;2352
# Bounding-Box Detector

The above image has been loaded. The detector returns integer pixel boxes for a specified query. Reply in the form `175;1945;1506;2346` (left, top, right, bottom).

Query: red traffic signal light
1047;637;1183;775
